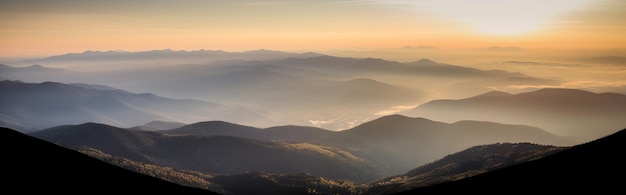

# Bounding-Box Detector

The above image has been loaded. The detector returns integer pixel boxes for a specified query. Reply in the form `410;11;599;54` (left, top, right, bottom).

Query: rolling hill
163;115;573;176
367;143;566;194
29;123;381;183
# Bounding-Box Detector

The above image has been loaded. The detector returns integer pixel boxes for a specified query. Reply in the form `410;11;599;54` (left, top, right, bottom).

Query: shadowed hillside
367;143;565;194
0;127;218;194
394;128;626;194
30;123;381;183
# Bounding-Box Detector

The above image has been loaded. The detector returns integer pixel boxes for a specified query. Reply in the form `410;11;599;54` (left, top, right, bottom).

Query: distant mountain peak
411;59;440;66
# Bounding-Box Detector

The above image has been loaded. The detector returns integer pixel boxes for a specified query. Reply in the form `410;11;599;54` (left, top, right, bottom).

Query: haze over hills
3;0;626;193
334;115;573;173
0;50;566;130
2;49;624;194
16;49;324;70
404;88;626;142
0;80;261;132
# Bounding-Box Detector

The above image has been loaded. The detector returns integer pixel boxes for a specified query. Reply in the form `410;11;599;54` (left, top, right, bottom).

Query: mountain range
1;50;562;130
11;123;621;195
404;88;626;142
2;49;624;194
0;80;261;132
29;114;574;181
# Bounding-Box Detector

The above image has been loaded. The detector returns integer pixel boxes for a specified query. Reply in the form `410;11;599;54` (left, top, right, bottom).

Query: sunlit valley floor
2;50;626;194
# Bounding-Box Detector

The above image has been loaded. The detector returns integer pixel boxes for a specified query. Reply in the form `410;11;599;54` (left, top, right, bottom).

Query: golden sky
1;0;625;59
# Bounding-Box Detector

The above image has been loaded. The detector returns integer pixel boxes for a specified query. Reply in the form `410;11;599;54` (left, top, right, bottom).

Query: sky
1;0;625;59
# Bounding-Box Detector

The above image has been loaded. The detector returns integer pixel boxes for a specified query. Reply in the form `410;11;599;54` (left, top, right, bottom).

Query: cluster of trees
77;147;225;193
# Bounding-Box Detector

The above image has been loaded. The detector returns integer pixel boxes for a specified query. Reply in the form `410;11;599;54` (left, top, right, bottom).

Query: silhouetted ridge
367;143;565;195
395;128;626;194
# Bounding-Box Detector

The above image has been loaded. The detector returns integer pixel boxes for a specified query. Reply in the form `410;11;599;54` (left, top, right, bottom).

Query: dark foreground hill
368;143;565;194
394;128;626;194
0;127;219;194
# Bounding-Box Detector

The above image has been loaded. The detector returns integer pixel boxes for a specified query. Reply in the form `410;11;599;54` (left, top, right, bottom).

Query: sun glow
382;0;594;36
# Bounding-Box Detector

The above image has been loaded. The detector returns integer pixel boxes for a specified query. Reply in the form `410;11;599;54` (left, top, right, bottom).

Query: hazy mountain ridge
334;115;572;173
405;88;626;142
0;80;260;131
0;50;562;130
17;49;325;68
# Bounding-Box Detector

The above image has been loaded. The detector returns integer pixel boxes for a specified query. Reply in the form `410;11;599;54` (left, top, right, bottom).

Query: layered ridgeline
1;50;561;130
404;88;626;142
164;115;573;175
31;115;573;183
0;80;261;132
10;122;567;195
